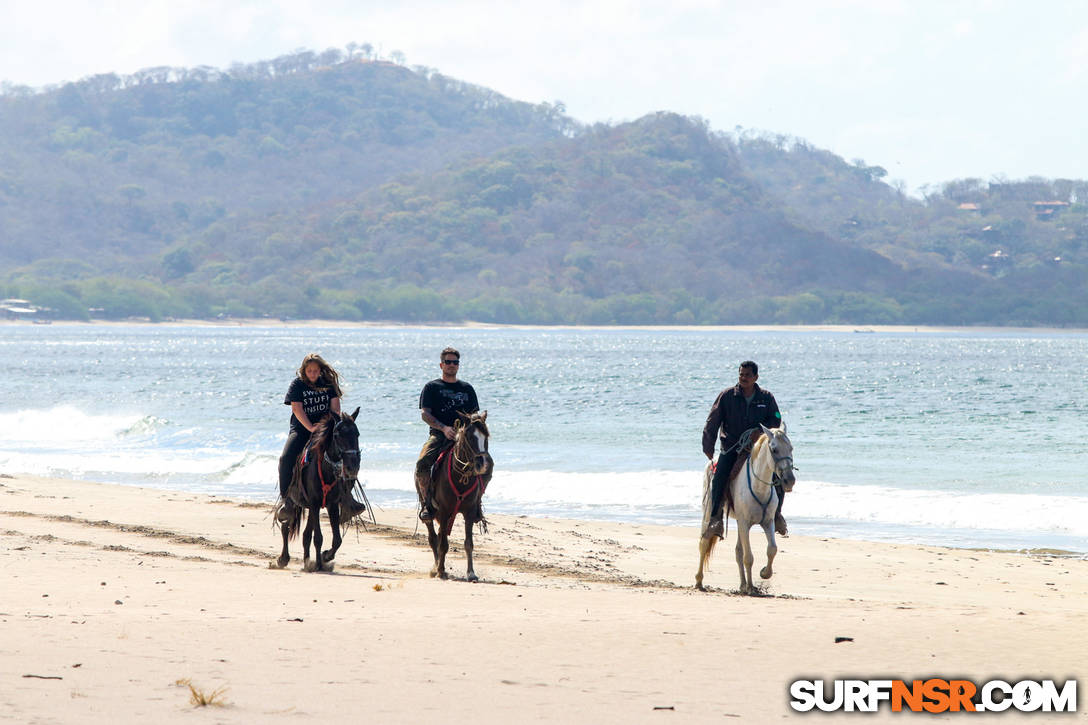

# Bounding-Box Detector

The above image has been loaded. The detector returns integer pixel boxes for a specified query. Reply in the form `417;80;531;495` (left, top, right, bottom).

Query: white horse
695;423;796;594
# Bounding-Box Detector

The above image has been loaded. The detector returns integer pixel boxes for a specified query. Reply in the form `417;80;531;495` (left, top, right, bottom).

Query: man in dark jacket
702;360;786;537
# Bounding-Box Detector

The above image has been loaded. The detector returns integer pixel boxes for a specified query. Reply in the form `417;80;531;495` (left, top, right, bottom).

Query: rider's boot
276;491;296;524
707;511;724;538
344;495;367;519
415;471;435;521
773;485;788;536
706;495;725;538
706;474;725;537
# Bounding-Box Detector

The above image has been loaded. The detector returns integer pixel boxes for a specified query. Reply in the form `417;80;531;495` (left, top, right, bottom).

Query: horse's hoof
303;558;317;573
429;568;439;578
439;571;449;580
321;550;334;564
695;582;706;592
324;561;335;574
760;567;773;579
272;556;289;569
466;572;479;583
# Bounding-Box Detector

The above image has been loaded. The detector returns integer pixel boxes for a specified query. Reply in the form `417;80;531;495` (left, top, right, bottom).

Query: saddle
727;446;753;484
720;435;759;514
428;441;455;481
287;441;336;505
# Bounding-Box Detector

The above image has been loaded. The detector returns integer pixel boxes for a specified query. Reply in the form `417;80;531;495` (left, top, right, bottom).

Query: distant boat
32;319;52;325
853;328;875;333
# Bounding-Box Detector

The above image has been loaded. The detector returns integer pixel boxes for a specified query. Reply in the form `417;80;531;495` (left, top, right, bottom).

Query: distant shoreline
3;317;1087;335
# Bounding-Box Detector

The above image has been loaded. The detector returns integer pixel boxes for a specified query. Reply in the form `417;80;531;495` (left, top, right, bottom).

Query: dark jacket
702;383;782;458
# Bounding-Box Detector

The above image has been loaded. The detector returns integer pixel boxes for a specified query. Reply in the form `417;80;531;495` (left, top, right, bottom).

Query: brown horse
424;411;493;581
273;408;361;572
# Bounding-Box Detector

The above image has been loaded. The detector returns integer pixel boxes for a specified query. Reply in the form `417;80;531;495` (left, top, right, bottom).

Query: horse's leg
302;505;318;572
736;522;755;594
696;534;717;591
321;500;342;569
695;463;717;590
425;519;441;578
759;520;777;580
275;520;291;569
311;503;325;572
435;518;451;580
464;515;477;582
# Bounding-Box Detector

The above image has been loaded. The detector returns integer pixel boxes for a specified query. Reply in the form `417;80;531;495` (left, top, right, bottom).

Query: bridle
441;419;490;529
315;417;360;507
452;420;489;475
745;431;795;521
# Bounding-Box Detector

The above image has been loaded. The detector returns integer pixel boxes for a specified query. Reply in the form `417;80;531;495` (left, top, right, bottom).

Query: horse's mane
310;414;334;445
751;432;768;458
460;413;489;438
308;412;349;452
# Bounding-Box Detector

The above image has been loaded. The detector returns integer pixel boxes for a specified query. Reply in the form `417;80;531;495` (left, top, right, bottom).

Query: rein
745;456;774;522
744;433;794;523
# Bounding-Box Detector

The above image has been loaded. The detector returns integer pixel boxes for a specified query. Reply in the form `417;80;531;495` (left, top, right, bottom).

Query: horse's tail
288;507;303;539
700;460;714;534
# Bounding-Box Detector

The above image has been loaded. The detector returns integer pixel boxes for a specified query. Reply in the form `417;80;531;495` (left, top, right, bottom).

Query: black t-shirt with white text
419;379;479;433
285;377;337;432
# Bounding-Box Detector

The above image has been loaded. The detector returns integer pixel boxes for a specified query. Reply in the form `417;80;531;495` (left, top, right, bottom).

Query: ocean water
1;324;1086;554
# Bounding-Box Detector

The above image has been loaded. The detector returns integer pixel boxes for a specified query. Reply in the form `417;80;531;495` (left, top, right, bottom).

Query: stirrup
418;501;436;522
276;499;295;523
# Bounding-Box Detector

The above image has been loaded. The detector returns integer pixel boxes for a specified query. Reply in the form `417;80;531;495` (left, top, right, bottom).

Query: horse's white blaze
472;429;486;452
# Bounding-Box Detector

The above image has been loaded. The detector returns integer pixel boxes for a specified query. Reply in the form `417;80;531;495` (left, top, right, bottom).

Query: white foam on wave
357;468;1088;539
0;448;244;477
795;480;1088;538
357;468;699;506
0;405;164;445
221;452;278;485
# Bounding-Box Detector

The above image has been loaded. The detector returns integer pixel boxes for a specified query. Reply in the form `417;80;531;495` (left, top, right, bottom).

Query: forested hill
2;50;1086;325
0;49;570;289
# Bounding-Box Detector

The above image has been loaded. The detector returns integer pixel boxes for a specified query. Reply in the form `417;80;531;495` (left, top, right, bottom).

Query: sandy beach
2;474;1085;723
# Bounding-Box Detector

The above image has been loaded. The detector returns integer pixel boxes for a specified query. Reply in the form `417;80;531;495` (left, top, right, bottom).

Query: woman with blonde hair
277;353;344;512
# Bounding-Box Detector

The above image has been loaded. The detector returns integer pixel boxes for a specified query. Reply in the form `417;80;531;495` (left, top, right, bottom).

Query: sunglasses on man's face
442;359;460;365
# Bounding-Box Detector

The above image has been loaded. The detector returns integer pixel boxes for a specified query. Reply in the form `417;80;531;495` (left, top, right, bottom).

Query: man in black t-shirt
415;346;480;521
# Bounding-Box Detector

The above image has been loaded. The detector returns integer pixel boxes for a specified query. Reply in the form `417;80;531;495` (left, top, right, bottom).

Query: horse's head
760;422;795;491
328;407;362;480
455;410;492;477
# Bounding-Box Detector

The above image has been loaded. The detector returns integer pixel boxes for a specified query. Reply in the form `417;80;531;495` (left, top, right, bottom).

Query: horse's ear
457;411;472;423
780;420;787;436
760;423;772;437
480;410;487;422
350;407;360;421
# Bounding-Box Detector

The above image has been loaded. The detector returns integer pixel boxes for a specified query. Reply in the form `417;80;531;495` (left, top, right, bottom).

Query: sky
3;0;1086;193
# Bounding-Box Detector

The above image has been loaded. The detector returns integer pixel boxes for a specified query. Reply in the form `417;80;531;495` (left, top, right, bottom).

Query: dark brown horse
424;411;493;581
273;407;361;572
